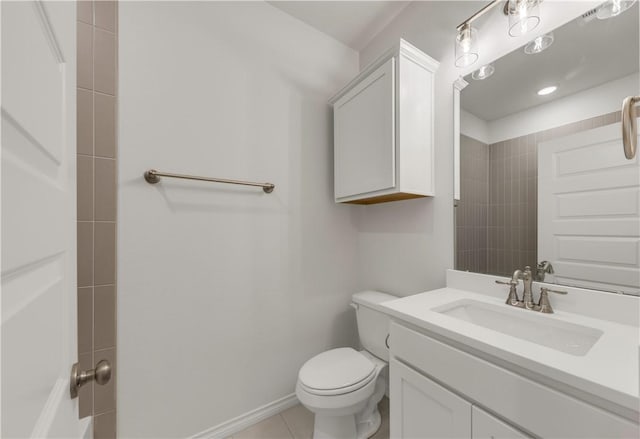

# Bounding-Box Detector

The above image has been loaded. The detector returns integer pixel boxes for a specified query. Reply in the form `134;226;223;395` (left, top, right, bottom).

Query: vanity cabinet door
472;406;531;439
390;358;472;439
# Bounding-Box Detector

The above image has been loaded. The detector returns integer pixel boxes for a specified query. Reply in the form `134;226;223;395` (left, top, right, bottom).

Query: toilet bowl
295;291;397;439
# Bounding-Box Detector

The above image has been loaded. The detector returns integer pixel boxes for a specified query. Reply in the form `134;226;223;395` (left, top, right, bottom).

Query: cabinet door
390;359;472;439
334;58;395;200
472;406;530;439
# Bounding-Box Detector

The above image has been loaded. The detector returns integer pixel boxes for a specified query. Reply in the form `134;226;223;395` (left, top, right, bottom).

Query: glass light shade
597;0;637;19
524;32;554;54
455;24;479;68
471;64;495;80
508;0;541;37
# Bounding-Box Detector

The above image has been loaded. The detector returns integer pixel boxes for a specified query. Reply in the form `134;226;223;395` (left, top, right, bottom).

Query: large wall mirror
455;3;640;295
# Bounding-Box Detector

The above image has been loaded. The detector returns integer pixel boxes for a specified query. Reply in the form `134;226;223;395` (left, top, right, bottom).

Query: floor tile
234;397;390;439
281;405;314;439
234;414;293;439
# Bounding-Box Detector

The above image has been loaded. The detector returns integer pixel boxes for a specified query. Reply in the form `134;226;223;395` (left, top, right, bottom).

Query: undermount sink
433;299;603;356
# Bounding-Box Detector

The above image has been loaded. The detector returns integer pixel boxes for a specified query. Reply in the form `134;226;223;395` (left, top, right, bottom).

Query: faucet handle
495;279;518;286
542;287;567;295
496;279;521;305
536;287;568;313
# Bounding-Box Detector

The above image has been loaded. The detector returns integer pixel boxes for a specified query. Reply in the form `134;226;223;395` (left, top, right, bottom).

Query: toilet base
312;374;386;439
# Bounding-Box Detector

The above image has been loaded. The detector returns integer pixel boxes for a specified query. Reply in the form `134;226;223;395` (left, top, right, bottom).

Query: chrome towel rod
144;169;275;193
622;95;639;160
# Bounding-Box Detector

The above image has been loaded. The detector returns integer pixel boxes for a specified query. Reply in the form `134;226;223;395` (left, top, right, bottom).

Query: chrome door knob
70;359;111;399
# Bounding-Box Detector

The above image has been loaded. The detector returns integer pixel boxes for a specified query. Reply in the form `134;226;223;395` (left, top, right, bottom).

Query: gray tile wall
457;111;621;277
456;135;490;273
76;1;118;437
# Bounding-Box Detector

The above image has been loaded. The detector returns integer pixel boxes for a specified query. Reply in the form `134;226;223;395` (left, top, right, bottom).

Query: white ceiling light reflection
472;64;495;80
524;32;554;54
537;86;557;96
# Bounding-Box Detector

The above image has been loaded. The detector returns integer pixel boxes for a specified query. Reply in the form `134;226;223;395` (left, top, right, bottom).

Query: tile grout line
279;413;296;439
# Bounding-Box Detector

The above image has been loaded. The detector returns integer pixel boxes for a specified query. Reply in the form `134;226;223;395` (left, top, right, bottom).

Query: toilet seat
298;348;376;396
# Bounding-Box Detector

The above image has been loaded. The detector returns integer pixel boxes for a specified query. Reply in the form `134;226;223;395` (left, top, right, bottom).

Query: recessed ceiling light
471;64;495;80
524;32;554;54
537;86;557;96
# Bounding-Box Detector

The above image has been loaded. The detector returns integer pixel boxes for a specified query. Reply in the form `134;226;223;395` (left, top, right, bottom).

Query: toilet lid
298;348;375;392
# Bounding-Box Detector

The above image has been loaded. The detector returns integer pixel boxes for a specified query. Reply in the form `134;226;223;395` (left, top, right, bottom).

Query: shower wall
117;2;359;437
76;1;118;436
456;135;489;273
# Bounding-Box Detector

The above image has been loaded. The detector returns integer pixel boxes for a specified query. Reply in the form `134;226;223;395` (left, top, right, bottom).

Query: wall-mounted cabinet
329;40;439;204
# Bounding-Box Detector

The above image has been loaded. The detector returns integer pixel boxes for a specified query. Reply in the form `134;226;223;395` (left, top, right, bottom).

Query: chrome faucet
520;266;535;310
495;266;567;313
535;261;554;281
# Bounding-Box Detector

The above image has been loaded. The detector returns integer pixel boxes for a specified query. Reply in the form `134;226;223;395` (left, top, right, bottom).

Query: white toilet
296;291;396;439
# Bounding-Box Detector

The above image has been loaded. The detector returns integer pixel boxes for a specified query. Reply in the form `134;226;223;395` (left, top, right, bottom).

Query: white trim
453;77;469;201
190;393;299;439
329;39;439;104
33;0;65;63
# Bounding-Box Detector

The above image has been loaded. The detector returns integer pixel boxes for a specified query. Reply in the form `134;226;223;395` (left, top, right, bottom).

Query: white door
1;1;87;437
538;123;640;295
390;358;472;439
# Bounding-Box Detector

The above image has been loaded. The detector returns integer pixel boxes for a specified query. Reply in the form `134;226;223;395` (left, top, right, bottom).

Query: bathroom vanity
381;270;640;439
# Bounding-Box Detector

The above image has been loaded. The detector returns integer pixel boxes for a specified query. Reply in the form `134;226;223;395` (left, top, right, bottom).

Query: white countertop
380;285;640;415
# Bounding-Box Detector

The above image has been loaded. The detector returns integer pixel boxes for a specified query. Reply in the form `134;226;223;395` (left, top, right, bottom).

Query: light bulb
524;32;554;54
472;64;495;80
508;0;541;37
612;0;622;15
597;0;637;19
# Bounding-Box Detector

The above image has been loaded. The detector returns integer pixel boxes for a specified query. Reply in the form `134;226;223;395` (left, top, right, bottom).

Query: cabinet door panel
391;358;471;439
334;58;395;199
472;406;531;439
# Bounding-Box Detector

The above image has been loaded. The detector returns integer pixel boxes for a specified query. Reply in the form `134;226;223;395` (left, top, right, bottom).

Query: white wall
487;73;639;143
461;73;639;144
355;1;599;296
461;109;490;144
117;2;359;437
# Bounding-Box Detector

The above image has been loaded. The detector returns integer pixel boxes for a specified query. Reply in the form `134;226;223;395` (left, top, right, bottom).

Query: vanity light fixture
524;32;554;54
455;23;479;67
455;0;544;68
472;63;495;80
507;0;541;37
537;86;557;96
596;0;637;19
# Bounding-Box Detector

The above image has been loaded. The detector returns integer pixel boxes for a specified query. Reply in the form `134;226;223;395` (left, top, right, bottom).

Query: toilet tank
352;291;397;361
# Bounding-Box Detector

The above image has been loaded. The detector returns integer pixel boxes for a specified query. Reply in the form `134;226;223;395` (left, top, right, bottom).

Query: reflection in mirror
456;3;640;295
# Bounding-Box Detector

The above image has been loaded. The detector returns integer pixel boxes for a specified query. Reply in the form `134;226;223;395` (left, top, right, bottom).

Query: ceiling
462;3;639;121
267;1;411;51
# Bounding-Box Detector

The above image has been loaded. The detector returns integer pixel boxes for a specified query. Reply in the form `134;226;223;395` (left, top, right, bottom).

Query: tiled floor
230;397;390;439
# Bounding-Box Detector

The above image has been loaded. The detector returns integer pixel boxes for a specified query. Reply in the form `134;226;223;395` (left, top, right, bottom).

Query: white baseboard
190;393;299;439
